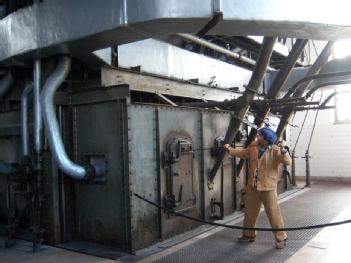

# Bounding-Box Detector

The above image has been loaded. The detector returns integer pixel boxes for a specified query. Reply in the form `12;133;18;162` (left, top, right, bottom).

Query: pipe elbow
0;71;14;98
42;55;89;180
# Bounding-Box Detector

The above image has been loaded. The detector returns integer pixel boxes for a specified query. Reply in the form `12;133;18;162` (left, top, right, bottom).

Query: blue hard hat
258;127;277;145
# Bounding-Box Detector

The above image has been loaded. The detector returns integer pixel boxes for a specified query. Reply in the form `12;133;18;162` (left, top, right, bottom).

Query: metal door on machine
160;130;199;238
163;134;196;214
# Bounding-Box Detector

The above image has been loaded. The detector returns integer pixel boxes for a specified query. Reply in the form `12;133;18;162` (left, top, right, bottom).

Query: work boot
237;235;255;243
275;239;287;249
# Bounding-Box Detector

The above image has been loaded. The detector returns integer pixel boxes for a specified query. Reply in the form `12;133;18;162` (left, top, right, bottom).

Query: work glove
277;140;290;155
223;144;231;153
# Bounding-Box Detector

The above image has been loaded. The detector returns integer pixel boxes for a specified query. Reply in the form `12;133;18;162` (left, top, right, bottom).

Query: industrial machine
0;0;347;257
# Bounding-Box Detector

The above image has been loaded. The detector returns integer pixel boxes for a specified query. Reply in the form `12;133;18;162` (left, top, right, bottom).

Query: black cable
135;193;351;231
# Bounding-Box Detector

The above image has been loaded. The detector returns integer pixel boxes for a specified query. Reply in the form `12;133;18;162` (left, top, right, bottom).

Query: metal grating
154;181;351;263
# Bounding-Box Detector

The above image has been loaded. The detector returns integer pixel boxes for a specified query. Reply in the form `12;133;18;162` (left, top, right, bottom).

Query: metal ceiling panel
1;0;351;64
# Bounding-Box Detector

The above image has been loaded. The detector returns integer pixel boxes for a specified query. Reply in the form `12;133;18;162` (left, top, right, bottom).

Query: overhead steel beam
208;37;276;185
101;67;238;101
1;0;351;65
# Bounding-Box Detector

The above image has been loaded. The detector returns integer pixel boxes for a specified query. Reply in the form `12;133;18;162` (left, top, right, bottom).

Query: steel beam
101;67;238;101
208;37;276;184
235;39;308;176
1;0;351;64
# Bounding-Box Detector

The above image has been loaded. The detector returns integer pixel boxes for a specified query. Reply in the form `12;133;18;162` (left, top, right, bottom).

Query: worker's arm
223;144;250;159
277;140;292;165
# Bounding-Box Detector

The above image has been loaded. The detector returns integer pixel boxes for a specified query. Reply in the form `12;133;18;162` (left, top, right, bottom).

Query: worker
223;127;291;249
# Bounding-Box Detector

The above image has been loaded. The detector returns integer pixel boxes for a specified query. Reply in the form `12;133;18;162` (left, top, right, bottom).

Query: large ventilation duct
21;82;33;157
0;71;13;97
41;55;94;180
1;0;351;65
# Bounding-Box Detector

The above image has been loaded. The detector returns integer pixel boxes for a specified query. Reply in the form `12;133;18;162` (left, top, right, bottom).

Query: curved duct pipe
305;79;351;99
0;71;14;97
275;41;334;140
21;82;33;157
33;59;42;155
41;55;94;180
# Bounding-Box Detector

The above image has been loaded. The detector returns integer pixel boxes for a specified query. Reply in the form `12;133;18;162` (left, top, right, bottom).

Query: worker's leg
241;186;262;239
260;190;287;242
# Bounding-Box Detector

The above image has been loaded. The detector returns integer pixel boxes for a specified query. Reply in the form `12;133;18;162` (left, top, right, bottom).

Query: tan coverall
228;141;291;242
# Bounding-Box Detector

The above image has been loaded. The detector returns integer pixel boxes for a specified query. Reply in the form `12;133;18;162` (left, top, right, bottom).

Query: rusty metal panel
157;107;202;239
201;111;238;219
128;104;159;250
73;100;129;248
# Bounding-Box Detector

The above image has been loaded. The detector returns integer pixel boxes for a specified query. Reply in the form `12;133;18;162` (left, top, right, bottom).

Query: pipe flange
84;164;96;181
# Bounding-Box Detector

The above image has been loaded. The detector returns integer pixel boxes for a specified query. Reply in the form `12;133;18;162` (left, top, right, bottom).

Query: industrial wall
290;88;351;180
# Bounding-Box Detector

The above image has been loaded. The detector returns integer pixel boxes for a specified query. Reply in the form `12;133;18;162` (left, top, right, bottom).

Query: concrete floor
1;181;351;263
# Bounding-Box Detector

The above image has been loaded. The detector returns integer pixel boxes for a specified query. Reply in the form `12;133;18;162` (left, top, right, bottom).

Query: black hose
135;193;351;231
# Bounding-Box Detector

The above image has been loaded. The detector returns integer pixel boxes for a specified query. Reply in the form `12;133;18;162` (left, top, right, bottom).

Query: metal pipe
208;37;276;184
305;79;351;99
0;71;14;97
305;150;311;187
21;82;33;157
291;151;296;186
41;55;93;180
33;59;42;155
236;39;307;177
284;69;351;99
176;33;275;71
275;41;334;140
292;41;335;97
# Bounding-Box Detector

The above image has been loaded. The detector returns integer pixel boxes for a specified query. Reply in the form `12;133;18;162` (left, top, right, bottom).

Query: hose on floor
135;193;351;231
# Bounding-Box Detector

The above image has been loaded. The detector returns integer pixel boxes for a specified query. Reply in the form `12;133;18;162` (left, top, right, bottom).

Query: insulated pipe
0;71;14;97
176;33;275;72
21;83;33;157
284;69;351;99
275;41;334;140
41;56;93;180
238;39;307;166
305;79;351;99
208;37;276;184
33;59;42;155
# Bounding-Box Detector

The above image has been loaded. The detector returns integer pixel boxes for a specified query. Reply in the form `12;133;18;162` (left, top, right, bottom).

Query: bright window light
333;39;351;59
